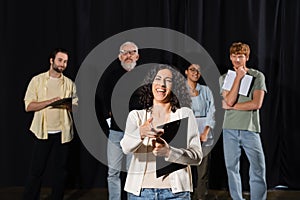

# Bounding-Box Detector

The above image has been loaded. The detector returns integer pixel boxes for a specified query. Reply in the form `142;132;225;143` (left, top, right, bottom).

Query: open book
222;69;253;96
155;117;188;178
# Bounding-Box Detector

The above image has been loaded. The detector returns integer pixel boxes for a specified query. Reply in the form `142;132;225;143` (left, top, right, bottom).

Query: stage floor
1;187;300;200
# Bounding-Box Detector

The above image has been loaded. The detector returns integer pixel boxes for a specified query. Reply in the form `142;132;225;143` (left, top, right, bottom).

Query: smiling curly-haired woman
121;64;203;200
139;64;192;112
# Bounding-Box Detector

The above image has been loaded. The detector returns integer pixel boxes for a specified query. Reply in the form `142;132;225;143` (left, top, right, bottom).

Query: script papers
222;70;253;96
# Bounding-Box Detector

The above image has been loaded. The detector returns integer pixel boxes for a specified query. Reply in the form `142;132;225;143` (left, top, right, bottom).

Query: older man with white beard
96;41;141;200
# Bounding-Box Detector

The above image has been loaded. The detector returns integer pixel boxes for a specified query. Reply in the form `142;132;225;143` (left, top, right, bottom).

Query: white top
120;107;202;195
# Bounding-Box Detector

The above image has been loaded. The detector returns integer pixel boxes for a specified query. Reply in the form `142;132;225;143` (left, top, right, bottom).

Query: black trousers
23;133;69;200
192;153;211;200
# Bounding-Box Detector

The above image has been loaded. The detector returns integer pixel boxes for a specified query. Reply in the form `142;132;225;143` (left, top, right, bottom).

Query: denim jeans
128;189;190;200
223;129;267;200
107;130;132;200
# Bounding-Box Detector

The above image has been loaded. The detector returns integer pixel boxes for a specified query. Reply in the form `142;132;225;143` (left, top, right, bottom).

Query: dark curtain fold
1;0;300;190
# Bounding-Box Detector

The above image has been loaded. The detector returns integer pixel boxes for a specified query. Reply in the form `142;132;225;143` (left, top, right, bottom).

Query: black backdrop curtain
1;0;300;190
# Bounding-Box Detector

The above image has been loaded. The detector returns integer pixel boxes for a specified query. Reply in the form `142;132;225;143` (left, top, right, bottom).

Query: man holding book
219;42;267;200
23;48;78;200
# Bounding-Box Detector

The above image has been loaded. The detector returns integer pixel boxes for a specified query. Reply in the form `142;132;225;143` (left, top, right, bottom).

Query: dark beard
52;64;64;73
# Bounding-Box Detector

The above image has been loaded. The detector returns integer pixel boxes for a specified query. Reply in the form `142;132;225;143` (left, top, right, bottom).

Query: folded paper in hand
222;69;253;96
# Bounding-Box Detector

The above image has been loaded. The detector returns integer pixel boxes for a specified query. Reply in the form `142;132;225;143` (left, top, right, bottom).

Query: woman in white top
120;64;202;199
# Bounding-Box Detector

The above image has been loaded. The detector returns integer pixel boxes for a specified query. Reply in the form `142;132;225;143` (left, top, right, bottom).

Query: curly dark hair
139;64;191;112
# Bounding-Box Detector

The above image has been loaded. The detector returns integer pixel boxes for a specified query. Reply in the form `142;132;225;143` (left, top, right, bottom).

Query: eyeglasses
119;49;137;55
188;68;200;74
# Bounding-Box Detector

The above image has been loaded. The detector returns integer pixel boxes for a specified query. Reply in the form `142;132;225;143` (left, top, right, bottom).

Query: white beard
121;62;136;71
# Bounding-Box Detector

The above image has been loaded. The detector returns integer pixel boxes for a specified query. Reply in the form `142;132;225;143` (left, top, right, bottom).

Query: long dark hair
139;64;191;112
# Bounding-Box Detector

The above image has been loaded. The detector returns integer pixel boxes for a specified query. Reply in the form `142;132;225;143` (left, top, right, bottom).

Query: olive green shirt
219;68;267;133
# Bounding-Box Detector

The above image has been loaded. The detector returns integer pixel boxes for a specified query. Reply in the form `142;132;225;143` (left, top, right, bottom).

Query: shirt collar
45;70;64;83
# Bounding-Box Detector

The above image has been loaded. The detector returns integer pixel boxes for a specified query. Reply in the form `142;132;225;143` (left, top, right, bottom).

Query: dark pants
192;153;211;200
23;133;69;200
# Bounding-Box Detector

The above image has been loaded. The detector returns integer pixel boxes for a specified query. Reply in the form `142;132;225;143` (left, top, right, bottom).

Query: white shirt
120;107;202;195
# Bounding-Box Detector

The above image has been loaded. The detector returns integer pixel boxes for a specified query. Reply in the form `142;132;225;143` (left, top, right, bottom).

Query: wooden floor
1;187;300;200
